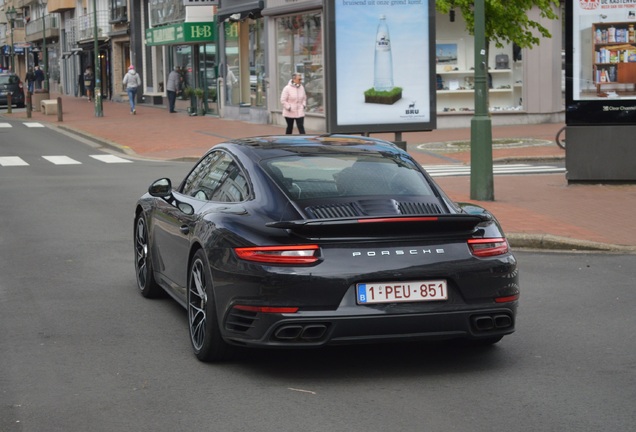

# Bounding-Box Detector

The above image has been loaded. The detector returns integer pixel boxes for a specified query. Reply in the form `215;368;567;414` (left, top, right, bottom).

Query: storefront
145;20;218;113
263;0;324;130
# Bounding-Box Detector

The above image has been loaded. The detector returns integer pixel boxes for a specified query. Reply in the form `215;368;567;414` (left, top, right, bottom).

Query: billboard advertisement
324;0;436;133
568;0;636;124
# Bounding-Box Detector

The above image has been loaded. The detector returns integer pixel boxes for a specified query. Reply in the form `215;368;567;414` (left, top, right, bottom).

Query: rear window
263;154;434;200
0;75;18;85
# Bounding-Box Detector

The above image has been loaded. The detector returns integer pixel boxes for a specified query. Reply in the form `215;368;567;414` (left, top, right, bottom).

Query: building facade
2;0;564;129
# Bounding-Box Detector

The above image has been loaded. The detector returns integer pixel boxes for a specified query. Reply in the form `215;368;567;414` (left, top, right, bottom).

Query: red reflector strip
358;217;439;223
467;238;509;257
495;294;520;303
234;245;319;264
234;305;299;313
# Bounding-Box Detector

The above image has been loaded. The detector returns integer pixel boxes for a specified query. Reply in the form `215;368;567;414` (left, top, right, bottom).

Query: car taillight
234;245;320;264
495;294;519;303
233;305;299;313
467;238;509;257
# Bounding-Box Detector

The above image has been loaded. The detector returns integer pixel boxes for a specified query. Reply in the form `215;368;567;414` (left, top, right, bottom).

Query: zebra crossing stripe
0;123;12;128
42;156;82;165
0;157;29;166
24;123;45;128
90;154;132;163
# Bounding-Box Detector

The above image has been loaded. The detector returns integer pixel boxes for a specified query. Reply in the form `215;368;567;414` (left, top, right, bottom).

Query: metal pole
470;0;494;201
42;6;48;92
93;1;103;117
10;20;15;73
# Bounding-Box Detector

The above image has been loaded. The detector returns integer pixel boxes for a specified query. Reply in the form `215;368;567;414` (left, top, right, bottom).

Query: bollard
26;91;32;118
7;94;11;114
57;97;63;122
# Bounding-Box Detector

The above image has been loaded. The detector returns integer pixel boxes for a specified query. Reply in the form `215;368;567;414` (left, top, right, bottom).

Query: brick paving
3;93;635;251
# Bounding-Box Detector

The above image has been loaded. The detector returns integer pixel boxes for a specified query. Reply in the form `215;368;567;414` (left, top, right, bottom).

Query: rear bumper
222;305;517;348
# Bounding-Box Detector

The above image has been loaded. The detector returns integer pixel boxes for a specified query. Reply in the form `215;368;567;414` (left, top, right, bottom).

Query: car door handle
179;225;190;235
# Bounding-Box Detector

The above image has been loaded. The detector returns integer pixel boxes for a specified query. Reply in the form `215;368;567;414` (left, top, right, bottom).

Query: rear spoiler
266;214;492;239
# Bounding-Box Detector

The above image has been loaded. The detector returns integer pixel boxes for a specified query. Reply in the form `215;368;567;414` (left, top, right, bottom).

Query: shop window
109;0;127;23
275;12;324;114
149;0;185;27
223;19;265;107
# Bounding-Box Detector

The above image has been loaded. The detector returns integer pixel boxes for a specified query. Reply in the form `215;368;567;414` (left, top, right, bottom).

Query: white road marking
90;154;132;163
0;156;29;166
23;122;45;128
42;156;82;165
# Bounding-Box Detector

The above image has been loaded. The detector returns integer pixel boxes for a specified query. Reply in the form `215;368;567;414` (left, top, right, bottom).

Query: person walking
123;65;142;115
166;66;181;113
280;73;307;134
25;67;35;94
34;66;44;90
83;66;94;101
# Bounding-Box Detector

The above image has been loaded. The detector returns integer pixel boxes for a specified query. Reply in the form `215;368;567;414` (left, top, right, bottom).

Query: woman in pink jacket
280;73;307;134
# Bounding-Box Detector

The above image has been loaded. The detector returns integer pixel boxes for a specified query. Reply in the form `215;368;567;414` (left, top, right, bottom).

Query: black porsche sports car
134;135;519;362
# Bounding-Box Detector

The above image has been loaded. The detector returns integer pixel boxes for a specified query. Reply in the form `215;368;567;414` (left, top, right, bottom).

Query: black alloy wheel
134;215;162;298
188;249;233;362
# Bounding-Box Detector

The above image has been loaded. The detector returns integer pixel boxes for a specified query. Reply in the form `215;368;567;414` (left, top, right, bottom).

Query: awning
217;0;264;22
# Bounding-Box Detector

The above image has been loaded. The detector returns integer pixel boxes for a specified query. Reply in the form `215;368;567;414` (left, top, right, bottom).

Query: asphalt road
1;121;634;431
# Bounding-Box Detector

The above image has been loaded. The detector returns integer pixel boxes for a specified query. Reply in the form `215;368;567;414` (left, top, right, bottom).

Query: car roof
224;135;404;161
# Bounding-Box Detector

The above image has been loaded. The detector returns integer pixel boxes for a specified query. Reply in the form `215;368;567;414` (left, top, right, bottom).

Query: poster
572;0;636;100
326;0;435;133
568;0;636;124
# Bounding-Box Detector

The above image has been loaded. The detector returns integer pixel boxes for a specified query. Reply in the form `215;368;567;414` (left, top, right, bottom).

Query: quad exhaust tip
471;314;513;332
273;324;328;342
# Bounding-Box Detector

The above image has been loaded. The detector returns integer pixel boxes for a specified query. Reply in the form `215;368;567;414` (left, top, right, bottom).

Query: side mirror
148;178;194;216
148;178;172;197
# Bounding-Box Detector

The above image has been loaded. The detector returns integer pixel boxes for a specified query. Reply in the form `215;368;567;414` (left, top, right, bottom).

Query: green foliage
435;0;560;49
364;87;403;98
183;86;195;97
193;87;205;99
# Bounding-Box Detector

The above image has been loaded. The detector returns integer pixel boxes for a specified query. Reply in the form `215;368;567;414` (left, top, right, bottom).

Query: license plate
356;280;447;304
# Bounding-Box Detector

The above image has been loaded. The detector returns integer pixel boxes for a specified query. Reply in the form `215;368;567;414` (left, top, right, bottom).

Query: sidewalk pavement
3;93;636;252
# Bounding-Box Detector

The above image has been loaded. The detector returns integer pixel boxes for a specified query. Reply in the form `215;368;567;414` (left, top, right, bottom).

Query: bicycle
555;126;566;150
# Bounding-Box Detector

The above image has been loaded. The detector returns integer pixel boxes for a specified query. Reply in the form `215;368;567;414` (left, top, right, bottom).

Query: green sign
145;22;216;46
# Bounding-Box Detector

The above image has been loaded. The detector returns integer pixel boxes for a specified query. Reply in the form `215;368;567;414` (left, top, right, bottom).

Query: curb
508;233;636;253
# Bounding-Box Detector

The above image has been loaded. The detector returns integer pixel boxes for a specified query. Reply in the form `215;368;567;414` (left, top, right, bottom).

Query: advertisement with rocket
325;0;435;133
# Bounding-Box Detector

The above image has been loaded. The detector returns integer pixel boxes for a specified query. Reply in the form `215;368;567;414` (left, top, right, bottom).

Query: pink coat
280;80;307;118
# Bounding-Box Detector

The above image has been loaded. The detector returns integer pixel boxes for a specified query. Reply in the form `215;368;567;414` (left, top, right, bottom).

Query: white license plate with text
356;280;448;304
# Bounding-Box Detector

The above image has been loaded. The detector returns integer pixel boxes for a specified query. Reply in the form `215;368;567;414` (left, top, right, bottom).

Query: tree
435;0;560;53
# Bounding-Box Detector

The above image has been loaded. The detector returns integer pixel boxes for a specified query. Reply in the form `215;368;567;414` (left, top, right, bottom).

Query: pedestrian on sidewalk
34;66;44;90
123;65;142;115
166;66;181;113
280;73;307;134
25;67;35;94
83;66;94;101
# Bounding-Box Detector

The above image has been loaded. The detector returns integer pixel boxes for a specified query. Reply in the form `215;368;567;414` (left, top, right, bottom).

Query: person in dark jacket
34;66;45;90
25;67;35;94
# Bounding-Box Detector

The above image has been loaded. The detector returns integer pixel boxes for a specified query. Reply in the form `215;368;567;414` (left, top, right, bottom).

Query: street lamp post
93;0;103;117
5;6;17;73
39;0;49;92
470;0;494;201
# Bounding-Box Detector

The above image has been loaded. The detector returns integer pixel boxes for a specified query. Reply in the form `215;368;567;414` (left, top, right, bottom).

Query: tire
188;249;234;362
134;214;162;298
555;126;566;150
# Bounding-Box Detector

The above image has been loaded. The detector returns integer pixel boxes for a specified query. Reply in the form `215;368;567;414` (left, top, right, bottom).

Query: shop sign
146;22;216;46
